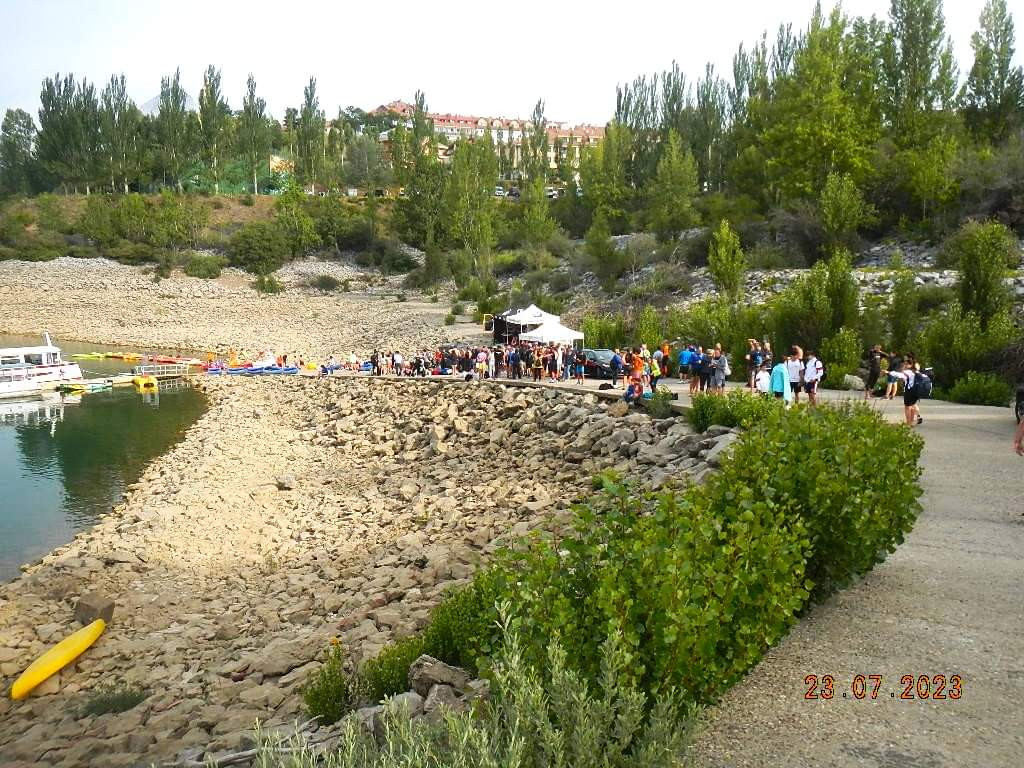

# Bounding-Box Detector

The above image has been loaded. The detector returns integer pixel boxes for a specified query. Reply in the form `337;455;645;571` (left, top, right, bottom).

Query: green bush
77;195;118;247
726;404;924;599
937;218;1019;269
820;327;862;385
688;389;782;432
547;270;572;293
946;371;1013;406
915;283;955;314
444;313;456;325
429;293;439;303
253;274;285;294
183;252;226;279
81;683;147;717
309;274;341;292
230;220;289;274
273;621;692;768
67;244;100;259
646;388;675;419
359;635;425;703
451;302;465;316
492;250;529;276
919;302;1018;386
418;571;504;673
107;240;160;265
747;242;804;269
303;644;364;725
546;229;575;259
0;245;18;261
580;314;628;350
240;193;255;207
35;194;67;232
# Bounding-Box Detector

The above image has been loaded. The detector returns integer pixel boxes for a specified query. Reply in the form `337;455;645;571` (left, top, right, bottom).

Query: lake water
0;334;207;581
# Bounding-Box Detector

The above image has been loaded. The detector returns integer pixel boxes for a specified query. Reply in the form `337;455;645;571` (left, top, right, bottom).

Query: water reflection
0;386;206;581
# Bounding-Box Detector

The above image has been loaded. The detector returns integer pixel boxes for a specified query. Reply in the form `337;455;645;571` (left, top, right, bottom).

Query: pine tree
647;129;698;245
707;219;746;298
0;109;37;196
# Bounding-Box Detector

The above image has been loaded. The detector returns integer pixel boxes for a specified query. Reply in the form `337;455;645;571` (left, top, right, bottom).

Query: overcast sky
1;0;1020;126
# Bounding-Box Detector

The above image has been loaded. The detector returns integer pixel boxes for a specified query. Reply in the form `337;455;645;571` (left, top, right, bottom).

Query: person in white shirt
803;350;823;406
754;365;771;395
785;346;804;403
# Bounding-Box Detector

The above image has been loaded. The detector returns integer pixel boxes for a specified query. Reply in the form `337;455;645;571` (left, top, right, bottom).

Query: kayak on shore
10;619;106;700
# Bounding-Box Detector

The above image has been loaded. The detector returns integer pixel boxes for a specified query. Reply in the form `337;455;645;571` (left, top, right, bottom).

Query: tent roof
519;319;584;344
504;304;560;326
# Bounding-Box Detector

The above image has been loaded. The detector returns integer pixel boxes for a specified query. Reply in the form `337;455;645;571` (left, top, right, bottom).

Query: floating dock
40;363;193;392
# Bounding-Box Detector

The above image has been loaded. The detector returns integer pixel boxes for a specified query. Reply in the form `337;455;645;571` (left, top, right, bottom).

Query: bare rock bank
0;376;727;767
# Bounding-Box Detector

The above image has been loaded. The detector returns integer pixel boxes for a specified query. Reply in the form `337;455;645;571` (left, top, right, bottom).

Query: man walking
786;346;804;403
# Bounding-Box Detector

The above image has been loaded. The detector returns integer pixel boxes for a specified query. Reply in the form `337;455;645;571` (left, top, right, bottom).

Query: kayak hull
10;619;106;700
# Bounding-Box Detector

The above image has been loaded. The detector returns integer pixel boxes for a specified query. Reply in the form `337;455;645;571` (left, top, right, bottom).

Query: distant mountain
140;91;198;116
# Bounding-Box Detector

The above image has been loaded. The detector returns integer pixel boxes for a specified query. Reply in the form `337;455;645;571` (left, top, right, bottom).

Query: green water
0;335;207;581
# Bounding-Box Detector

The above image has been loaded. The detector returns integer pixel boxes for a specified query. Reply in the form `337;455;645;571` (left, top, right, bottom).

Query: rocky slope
0;376;733;767
0;257;459;360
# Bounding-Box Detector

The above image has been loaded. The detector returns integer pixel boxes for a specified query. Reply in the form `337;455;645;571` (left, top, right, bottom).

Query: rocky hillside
0;376;734;767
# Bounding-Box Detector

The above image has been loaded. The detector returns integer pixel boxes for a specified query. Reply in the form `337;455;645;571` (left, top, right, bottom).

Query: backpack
723;357;732;377
916;372;933;398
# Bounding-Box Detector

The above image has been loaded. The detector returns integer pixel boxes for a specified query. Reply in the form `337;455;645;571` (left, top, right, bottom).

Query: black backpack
916;372;933;398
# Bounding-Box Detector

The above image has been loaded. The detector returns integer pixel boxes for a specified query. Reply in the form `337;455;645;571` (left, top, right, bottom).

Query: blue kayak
260;366;298;375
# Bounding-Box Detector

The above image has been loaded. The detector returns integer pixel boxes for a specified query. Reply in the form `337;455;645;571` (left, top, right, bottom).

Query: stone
408;655;472;698
705;433;739;467
385;690;424;718
842;373;866;391
422;683;464;721
606;400;629;418
275;474;296;491
75;592;115;625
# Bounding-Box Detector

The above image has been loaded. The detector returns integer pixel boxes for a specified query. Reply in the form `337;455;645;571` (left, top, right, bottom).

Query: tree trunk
253;170;259;196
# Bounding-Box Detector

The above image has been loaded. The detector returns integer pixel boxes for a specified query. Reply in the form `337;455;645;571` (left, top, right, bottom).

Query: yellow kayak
71;353;106;360
10;619;106;700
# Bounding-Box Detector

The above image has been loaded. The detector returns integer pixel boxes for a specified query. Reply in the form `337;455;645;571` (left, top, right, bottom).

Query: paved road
499;374;1023;767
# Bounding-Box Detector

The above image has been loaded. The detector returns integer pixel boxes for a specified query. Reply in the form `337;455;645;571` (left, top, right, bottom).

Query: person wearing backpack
901;356;922;426
803;349;824;406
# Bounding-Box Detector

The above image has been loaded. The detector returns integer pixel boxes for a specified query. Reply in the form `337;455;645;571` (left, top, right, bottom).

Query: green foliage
274;620;693;768
585;209;625;291
722;404;924;598
581;314;628;350
688;389;782;432
888;270;920;350
80;683;147;717
444;313;456;325
303;644;363;725
646;388;676;419
915;283;955;314
77;195;118;247
275;181;321;257
419;572;503;672
229;220;289;274
240;193;255;206
771;251;859;354
820;171;876;247
451;302;466;316
633;305;663;351
182;252;225;279
820;327;862;384
919;302;1018;386
518;177;556;246
647;129;699;243
253;274;284;294
942;220;1016;328
308;274;341;292
359;635;425;703
35;193;66;231
747;242;805;269
707;219;746;297
946;371;1014;406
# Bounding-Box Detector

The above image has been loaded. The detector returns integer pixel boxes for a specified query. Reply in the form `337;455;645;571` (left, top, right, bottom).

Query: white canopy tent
504;304;561;326
519;319;585;345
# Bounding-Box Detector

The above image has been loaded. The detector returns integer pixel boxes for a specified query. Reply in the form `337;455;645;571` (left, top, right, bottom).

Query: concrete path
483;374;1023;767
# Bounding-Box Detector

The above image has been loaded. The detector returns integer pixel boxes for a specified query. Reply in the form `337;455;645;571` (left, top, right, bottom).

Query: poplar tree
238;74;269;195
100;74;141;193
154;68;191;192
297;77;325;187
960;0;1024;142
198;65;231;194
0;109;37;196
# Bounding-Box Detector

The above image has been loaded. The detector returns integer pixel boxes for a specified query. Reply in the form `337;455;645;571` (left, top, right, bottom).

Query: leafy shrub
747;242;804;269
944;220;1016;327
919;302;1018;386
253;274;285;294
546;229;575;259
770;251;858;355
937;218;1019;269
183;252;226;279
309;274;341;292
492;250;529;276
77;195;118;247
107;240;160;265
359;635;425;703
646;388;675;419
581;314;628;350
396;292;407;302
210;198;225;210
0;245;19;260
915;283;955;314
66;244;99;259
35;193;67;232
547;270;572;293
429;293;439;303
357;237;417;273
820;327;862;385
419;571;503;673
946;371;1013;406
726;404;924;599
688;389;781;432
276;620;693;768
230;220;289;274
303;644;364;725
240;193;255;207
81;683;147;717
451;302;465;316
444;313;456;325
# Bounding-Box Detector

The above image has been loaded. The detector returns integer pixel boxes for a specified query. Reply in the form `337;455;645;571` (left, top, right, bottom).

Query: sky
1;0;1021;126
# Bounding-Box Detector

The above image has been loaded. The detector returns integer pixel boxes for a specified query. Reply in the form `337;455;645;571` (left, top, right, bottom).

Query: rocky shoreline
0;375;732;767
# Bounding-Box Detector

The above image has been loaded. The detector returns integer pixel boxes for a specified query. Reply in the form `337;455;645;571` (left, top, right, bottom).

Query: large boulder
408;655;472;698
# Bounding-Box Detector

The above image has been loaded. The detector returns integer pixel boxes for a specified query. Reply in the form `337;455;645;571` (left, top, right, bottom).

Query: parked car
582;348;616;379
494;186;506;197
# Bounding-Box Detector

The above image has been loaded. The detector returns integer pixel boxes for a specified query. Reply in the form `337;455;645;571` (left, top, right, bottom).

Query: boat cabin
0;346;63;368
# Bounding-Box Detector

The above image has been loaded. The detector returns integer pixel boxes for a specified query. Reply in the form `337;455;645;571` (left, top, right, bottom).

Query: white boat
0;332;83;386
0;367;43;399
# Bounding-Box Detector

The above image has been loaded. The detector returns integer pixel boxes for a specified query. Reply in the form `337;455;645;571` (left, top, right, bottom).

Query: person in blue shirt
623;377;644;405
678;345;693;384
769;352;793;403
610;349;623;388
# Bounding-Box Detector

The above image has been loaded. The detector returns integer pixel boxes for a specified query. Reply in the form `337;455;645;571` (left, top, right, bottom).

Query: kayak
103;353;143;361
10;619;106;700
261;366;298;374
71;353;106;360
